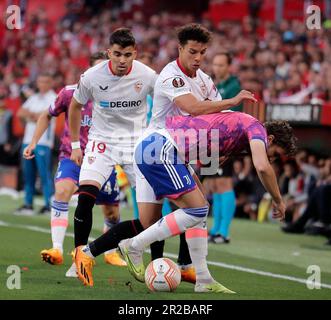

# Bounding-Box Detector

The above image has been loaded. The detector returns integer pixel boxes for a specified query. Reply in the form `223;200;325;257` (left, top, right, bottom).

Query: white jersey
149;59;222;130
73;60;157;157
22;90;56;147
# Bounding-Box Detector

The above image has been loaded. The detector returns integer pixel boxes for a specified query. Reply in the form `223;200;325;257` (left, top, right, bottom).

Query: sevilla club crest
134;81;143;93
88;156;96;164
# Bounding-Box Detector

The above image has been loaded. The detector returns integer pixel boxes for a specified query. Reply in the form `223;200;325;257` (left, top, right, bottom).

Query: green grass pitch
0;195;330;300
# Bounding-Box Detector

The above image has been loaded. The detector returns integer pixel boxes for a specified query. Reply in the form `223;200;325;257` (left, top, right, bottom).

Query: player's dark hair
264;120;298;156
176;23;211;46
214;52;232;65
109;28;136;48
89;51;108;67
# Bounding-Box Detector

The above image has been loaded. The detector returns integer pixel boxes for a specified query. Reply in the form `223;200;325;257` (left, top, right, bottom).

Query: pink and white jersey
48;85;92;160
165;111;268;162
149;59;222;130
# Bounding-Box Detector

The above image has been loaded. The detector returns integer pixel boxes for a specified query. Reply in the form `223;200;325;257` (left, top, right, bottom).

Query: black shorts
206;161;233;179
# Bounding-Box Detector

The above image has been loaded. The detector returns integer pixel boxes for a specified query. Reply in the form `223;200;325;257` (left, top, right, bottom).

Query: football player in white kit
74;24;256;290
68;29;156;280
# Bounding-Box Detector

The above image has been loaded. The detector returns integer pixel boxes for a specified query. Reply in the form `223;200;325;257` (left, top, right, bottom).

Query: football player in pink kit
23;52;126;275
116;111;297;293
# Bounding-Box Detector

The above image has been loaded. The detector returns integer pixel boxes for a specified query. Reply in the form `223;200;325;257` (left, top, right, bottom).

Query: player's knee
182;206;209;223
55;186;72;202
76;185;99;213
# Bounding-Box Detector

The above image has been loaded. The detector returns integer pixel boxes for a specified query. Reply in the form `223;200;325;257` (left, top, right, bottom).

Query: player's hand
271;200;286;221
23;143;36;160
71;148;83;166
232;90;257;105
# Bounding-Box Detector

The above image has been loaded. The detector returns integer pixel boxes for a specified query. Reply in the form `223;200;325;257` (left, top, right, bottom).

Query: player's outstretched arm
68;97;83;166
174;90;257;116
249;140;285;221
23;110;52;160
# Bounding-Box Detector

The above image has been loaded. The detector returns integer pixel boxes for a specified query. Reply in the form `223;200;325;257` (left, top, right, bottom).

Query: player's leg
101;204;126;266
119;187;208;282
208;179;222;236
41;159;78;265
122;163;165;262
96;170;127;266
118;132;203;281
214;171;235;243
119;164;140;219
16;144;36;215
119;133;234;292
73;140;113;249
209;163;235;243
218;189;236;241
34;145;53;212
74;163;162;286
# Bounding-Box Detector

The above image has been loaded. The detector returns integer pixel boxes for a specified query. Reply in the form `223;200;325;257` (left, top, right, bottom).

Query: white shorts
79;140;136;188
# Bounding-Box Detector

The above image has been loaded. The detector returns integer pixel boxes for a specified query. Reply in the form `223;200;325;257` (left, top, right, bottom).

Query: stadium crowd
0;1;330;244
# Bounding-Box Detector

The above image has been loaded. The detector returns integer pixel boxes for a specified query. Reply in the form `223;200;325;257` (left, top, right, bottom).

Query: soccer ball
145;257;181;292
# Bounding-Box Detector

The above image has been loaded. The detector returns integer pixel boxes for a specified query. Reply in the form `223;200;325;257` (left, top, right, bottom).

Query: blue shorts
134;132;196;200
55;158;119;205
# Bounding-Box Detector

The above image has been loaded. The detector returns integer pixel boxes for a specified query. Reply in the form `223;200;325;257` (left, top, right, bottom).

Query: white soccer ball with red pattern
144;257;181;292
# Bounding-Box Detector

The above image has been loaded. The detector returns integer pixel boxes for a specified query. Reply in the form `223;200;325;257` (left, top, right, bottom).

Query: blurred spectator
282;156;331;242
212;52;242;111
0;88;20;166
279;159;305;223
14;74;56;216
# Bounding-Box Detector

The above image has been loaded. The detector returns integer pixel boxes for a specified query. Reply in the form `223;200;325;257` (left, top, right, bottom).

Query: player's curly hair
264;120;298;156
109;28;136;48
176;23;211;46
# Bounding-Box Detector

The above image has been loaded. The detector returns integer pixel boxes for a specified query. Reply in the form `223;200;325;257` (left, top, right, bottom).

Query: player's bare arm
249;139;285;221
68;97;83;166
174;90;257;116
23;109;52;160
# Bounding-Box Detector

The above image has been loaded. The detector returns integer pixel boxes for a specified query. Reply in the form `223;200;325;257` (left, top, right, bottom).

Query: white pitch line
1;219;331;290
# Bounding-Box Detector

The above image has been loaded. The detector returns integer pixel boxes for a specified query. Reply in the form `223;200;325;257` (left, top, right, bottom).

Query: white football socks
51;201;69;254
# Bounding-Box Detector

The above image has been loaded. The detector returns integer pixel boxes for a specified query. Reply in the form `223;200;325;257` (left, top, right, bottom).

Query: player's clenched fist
23;143;36;160
272;200;286;221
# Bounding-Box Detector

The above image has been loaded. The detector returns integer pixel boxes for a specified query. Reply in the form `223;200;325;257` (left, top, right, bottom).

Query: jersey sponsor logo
99;100;142;109
99;85;109;91
134;80;143;93
81;115;92;127
172;77;185;88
